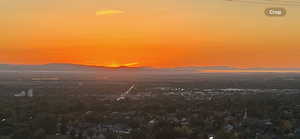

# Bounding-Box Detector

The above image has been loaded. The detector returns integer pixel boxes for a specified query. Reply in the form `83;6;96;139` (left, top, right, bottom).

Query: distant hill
0;63;299;73
0;63;229;71
0;63;144;71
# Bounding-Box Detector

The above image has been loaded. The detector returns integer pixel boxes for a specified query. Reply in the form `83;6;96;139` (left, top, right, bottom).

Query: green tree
11;128;31;139
33;128;46;139
32;113;57;134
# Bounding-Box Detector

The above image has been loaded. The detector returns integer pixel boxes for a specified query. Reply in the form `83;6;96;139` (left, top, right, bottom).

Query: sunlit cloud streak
96;10;125;16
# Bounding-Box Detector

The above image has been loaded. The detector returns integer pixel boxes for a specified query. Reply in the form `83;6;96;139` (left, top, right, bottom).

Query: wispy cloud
96;9;125;16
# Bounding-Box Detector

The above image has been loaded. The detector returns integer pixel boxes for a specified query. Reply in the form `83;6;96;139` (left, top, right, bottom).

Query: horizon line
1;63;300;70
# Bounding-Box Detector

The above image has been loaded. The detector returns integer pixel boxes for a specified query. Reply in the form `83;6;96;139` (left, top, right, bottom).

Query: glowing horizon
1;0;300;68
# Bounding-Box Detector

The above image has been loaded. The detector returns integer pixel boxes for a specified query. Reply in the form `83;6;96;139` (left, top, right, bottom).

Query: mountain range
0;63;299;73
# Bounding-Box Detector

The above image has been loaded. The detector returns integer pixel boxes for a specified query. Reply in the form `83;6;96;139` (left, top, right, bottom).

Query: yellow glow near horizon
106;62;139;68
123;62;140;67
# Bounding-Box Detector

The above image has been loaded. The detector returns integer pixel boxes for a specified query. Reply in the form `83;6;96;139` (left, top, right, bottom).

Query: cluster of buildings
14;89;34;97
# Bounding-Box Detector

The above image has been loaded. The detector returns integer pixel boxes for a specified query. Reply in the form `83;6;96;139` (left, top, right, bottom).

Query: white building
14;91;26;97
27;89;34;97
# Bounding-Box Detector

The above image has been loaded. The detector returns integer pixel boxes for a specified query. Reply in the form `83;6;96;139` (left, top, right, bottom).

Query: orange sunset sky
0;0;300;68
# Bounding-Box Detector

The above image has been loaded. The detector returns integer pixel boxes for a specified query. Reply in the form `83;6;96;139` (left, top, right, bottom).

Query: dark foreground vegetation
1;72;300;139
